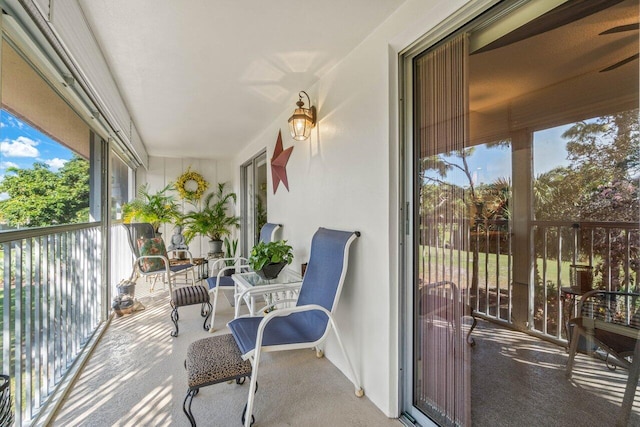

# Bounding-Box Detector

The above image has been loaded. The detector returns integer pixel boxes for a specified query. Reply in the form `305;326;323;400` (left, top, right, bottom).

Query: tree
534;109;640;290
0;156;89;228
420;143;511;300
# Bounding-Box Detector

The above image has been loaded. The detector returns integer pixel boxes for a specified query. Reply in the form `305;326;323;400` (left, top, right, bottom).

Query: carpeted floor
52;281;399;427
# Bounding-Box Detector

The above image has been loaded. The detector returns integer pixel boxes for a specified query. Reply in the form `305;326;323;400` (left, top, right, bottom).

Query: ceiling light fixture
288;91;316;141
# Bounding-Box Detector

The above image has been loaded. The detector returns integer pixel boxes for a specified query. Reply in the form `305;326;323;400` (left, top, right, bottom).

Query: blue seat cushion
206;276;234;289
170;263;193;273
228;310;329;356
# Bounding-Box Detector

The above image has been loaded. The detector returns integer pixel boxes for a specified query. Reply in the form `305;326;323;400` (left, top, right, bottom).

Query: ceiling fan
472;0;625;55
598;22;639;72
471;0;638;72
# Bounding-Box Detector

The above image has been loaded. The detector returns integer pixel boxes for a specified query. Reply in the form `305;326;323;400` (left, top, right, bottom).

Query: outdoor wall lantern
288;91;316;141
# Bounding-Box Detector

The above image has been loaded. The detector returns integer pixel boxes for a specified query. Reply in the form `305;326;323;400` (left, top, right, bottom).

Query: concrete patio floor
50;272;639;426
51;276;400;427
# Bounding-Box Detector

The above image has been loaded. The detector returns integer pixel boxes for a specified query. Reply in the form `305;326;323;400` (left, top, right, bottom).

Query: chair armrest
254;304;330;350
133;254;172;275
210;256;249;270
216;264;250;280
575;290;640;328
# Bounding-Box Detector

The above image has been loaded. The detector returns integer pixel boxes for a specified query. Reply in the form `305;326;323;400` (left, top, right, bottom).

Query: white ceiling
77;0;406;159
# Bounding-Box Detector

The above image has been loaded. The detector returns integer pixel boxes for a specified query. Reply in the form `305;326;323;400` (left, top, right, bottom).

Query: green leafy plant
223;237;238;267
122;183;180;233
182;182;240;243
248;240;294;271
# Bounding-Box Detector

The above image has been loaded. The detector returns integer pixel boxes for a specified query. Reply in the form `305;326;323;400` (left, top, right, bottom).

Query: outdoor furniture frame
123;223;210;336
123;223;197;290
566;290;640;426
183;334;253;427
207;223;281;332
419;280;478;346
228;227;361;427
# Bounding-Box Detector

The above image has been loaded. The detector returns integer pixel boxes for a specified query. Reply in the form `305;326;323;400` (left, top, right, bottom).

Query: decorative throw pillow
137;237;168;273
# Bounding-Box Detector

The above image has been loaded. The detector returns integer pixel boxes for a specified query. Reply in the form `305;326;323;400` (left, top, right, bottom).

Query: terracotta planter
256;262;286;280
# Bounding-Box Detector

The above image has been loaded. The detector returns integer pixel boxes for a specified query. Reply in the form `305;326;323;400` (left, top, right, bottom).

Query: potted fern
248;240;294;280
122;183;180;234
182;182;240;253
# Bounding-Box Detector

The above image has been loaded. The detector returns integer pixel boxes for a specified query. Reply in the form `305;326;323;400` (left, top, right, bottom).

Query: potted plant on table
122;183;181;234
248;240;294;280
182;182;240;253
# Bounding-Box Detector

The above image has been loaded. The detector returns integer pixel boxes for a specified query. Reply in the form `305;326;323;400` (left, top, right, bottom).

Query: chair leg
183;388;198;427
150;274;158;292
617;338;640;427
209;286;219;333
329;318;364;397
244;355;261;427
566;323;581;379
202;301;212;331
241;377;258;426
171;306;180;337
466;312;478;346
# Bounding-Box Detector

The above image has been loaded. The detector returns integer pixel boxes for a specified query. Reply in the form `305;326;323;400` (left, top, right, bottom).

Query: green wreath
175;168;208;201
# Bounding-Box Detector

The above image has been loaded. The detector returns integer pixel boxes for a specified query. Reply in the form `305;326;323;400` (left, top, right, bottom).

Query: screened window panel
413;33;471;427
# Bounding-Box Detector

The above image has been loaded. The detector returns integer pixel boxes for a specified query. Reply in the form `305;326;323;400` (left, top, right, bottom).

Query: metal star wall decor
271;130;293;194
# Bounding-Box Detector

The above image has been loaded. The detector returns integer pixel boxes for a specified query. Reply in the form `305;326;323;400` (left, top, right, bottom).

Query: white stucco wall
232;0;472;417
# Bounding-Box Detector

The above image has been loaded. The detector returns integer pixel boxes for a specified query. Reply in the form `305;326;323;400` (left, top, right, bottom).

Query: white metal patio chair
123;223;210;336
566;290;640;426
228;227;362;427
206;223;281;332
123;223;197;290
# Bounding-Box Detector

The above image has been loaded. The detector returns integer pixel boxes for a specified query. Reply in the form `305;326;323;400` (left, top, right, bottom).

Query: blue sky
0;110;74;176
427;123;573;187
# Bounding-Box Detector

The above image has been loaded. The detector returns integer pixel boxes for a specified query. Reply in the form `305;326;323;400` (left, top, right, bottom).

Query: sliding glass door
241;151;268;257
402;0;639;425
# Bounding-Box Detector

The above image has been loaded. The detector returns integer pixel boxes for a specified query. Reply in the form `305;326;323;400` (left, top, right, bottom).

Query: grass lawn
417;245;573;289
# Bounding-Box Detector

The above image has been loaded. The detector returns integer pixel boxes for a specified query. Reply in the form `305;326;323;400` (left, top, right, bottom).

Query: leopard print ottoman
183;334;253;426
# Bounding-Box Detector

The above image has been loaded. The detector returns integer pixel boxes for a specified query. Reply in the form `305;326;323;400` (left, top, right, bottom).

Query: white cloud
0;161;18;169
0;136;39;157
6;116;24;129
45;158;67;171
0;192;8;201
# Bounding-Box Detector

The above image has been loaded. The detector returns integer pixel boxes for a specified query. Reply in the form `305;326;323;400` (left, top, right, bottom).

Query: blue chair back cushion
259;223;280;243
295;228;353;312
228;227;356;356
